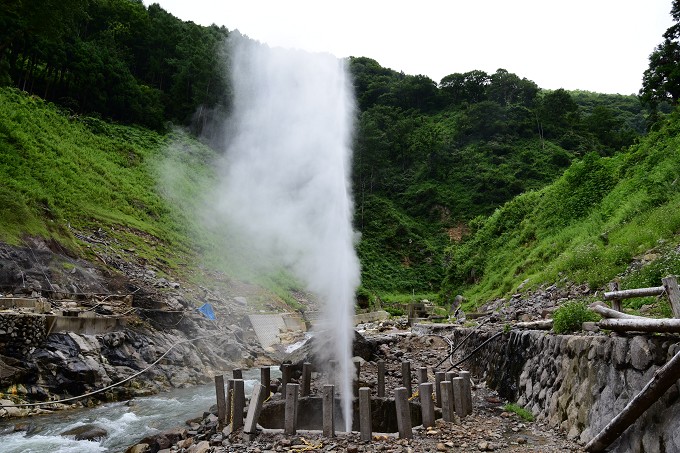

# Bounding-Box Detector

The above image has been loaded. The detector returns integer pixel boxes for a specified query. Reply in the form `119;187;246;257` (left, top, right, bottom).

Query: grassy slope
0;87;303;308
443;108;680;313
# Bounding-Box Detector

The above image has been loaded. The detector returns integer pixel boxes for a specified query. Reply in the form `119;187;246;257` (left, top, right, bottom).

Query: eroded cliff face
431;327;680;452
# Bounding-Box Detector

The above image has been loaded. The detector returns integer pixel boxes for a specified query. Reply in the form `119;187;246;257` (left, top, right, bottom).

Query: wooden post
232;379;245;431
377;360;386;397
585;348;680;452
451;377;466;417
608;282;622;312
459;371;473;415
418;366;428;384
359;387;372;442
281;364;292;395
419;382;435;428
328;360;337;388
261;366;271;400
285;383;299;435
354;361;361;396
435;371;445;407
226;379;234;425
394;387;412;439
232;368;243;379
323;384;335;437
401;361;412;396
440;380;455;422
301;362;312;397
215;375;227;427
243;384;265;436
662;276;680;318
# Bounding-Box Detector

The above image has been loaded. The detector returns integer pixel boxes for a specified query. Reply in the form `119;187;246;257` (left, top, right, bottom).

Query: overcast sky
144;0;674;95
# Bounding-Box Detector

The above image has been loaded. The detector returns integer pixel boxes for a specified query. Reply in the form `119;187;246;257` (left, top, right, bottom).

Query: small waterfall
214;36;360;431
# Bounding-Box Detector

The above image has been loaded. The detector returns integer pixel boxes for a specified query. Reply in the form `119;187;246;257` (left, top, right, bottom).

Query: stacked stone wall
0;313;46;346
443;328;680;451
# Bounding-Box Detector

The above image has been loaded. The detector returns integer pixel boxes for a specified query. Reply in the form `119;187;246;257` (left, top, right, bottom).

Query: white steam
215;36;360;431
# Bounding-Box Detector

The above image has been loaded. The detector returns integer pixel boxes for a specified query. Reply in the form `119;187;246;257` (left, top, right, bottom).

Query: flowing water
0;369;272;453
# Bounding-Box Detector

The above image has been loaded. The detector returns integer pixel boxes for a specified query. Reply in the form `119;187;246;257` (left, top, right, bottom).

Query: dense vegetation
1;0;229;132
349;59;648;298
2;0;680;313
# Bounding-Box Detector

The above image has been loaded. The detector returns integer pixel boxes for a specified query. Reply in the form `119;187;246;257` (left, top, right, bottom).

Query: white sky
144;0;675;95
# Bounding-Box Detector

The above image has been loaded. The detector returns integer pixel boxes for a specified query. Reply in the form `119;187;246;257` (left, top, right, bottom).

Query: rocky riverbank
0;239;276;417
124;323;583;453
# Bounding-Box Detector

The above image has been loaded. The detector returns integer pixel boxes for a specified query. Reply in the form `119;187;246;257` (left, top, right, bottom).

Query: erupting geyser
215;35;360;431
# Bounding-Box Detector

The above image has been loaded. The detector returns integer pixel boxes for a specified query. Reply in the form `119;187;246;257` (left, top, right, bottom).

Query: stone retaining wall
0;313;46;346
415;324;680;452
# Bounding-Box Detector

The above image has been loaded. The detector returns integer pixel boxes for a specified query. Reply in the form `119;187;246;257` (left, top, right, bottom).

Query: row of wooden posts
214;361;474;441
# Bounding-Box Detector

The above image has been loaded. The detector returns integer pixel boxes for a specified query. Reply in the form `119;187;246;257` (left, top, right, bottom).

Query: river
0;368;278;453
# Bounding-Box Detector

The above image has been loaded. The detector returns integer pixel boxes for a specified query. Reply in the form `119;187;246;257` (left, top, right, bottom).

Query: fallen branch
585;348;680;452
597;318;680;333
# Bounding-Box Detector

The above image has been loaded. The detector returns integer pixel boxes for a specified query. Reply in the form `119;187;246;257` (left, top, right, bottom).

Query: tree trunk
584;348;680;452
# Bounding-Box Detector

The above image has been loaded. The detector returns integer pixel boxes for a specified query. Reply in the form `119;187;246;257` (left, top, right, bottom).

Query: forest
1;0;680;309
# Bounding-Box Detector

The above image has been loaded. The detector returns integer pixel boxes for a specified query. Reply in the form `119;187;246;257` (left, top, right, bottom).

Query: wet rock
61;423;108;441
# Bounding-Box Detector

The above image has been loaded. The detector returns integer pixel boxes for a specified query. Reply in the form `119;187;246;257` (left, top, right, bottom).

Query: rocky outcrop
439;327;680;452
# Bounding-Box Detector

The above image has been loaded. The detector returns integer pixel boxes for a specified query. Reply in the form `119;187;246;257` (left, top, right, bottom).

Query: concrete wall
414;324;680;452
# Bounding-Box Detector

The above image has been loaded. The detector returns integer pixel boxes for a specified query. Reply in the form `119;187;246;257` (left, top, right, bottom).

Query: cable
446;331;503;372
2;330;229;408
435;317;490;368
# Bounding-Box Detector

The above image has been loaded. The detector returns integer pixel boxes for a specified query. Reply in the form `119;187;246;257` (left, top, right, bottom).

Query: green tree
640;0;680;108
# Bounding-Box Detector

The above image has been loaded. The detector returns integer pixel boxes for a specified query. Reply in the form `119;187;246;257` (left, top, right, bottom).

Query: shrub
552;301;599;333
503;403;534;421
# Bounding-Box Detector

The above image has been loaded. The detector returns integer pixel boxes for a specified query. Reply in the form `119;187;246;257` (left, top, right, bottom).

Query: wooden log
232;368;243;379
608;282;622;312
377;360;385;397
394;387;413;439
604;286;664;300
585;348;680;452
661;276;680;318
597;318;680;333
589;303;642;319
515;319;553;329
359;387;372;442
419;382;435;428
215;375;227;427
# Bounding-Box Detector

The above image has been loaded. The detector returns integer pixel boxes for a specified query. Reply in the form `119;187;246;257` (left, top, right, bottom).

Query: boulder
61;423;108;441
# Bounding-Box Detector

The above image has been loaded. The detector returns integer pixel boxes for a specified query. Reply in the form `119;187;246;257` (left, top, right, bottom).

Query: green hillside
442;110;680;312
1;0;679;314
